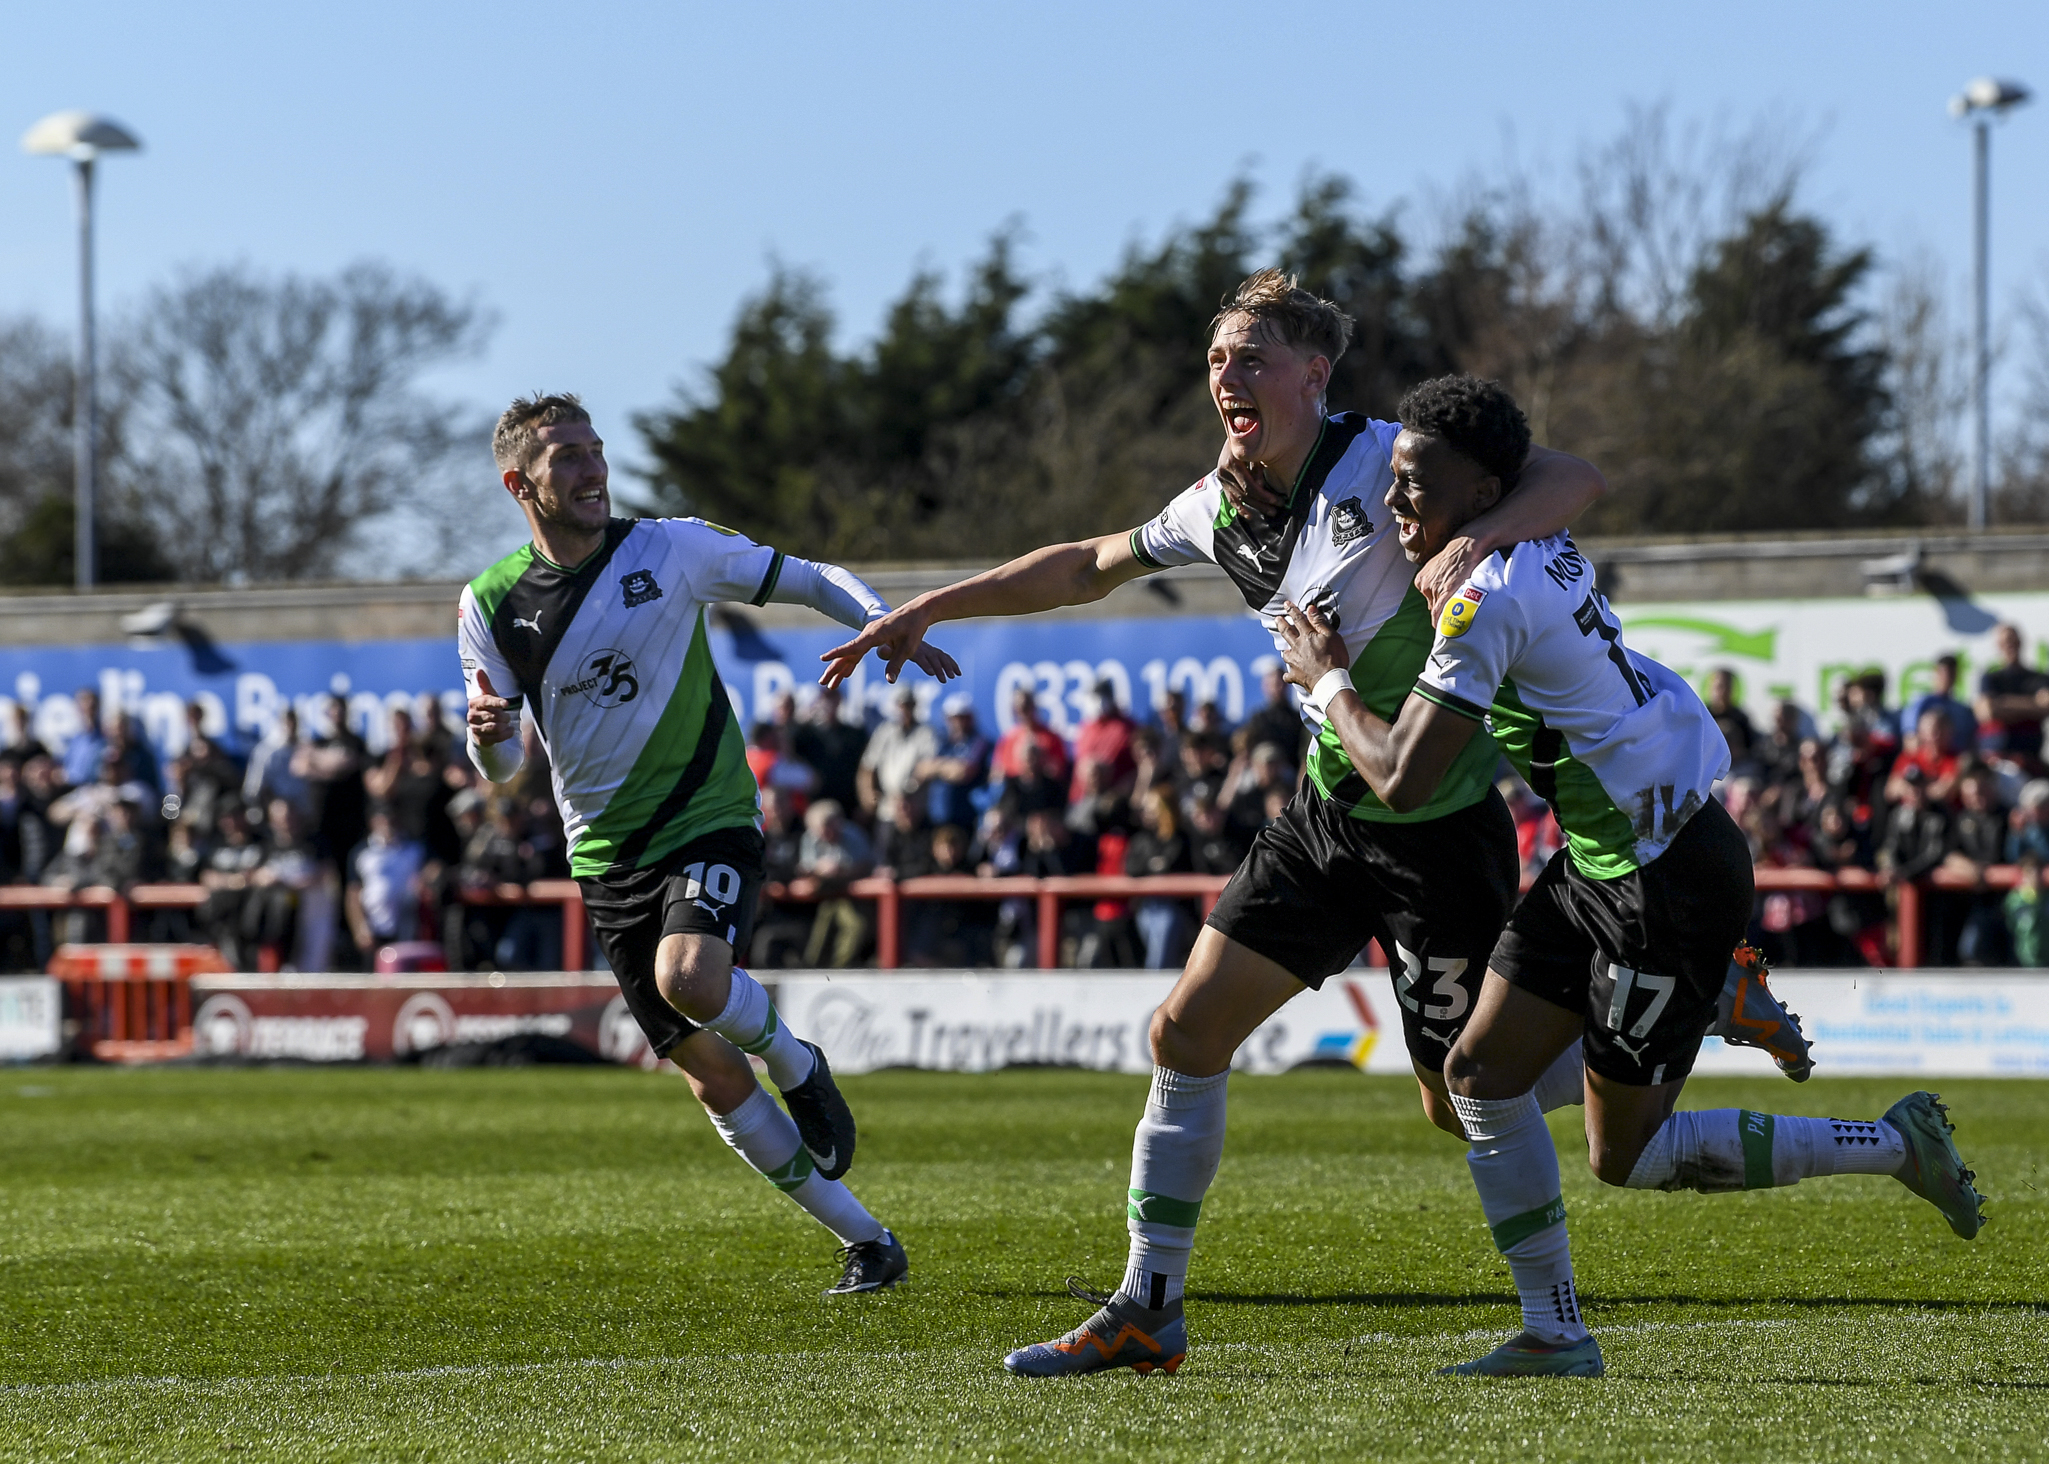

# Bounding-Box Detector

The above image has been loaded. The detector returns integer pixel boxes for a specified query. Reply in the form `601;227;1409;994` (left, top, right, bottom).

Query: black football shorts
1490;796;1753;1086
577;824;766;1059
1206;785;1519;1067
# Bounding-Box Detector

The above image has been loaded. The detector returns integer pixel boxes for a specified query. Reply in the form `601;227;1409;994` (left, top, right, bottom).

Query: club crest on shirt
1330;496;1372;546
1438;586;1485;639
620;569;662;607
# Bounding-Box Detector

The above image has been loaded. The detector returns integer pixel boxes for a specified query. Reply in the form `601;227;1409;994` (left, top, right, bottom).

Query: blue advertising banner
2;613;1286;761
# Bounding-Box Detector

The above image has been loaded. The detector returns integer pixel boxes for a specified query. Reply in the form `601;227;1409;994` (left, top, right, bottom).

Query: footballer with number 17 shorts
1274;373;1987;1379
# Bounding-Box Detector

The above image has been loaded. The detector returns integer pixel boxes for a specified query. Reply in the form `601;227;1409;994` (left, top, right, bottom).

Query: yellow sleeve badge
1438;586;1486;639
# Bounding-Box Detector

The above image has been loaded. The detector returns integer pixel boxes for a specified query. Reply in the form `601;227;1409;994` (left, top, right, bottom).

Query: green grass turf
0;1066;2043;1462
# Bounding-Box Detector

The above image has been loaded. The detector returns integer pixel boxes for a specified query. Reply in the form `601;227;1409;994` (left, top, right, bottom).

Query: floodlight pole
73;155;98;591
1970;117;1992;531
1950;78;2032;531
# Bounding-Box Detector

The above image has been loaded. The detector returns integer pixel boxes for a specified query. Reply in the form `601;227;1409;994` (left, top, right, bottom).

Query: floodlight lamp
21;110;141;162
1950;78;2031;119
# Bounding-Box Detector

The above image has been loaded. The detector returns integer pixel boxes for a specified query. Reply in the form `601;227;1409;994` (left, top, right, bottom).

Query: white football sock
1531;1040;1586;1112
1625;1110;1907;1191
1118;1066;1229;1311
703;967;816;1091
1449;1090;1587;1346
708;1086;883;1246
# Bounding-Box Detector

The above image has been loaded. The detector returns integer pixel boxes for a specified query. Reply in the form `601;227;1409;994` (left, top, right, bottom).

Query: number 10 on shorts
683;862;742;907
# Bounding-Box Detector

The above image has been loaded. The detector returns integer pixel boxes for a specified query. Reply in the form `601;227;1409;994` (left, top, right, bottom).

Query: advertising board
11;590;2049;763
0;976;62;1061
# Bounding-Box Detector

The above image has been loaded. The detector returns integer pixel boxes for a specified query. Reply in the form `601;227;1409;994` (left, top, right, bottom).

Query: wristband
1312;668;1355;710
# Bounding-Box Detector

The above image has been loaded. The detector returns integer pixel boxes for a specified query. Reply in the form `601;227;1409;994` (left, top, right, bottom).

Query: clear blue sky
5;0;2046;479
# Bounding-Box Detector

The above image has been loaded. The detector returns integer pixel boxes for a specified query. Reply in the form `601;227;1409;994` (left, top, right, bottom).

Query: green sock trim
1739;1110;1776;1189
763;1146;815;1193
1127;1188;1202;1228
735;1004;779;1056
1489;1195;1567;1252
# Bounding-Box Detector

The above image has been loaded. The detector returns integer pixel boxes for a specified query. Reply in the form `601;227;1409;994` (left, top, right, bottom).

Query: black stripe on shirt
749;550;787;606
605;671;735;873
1412;680;1488;722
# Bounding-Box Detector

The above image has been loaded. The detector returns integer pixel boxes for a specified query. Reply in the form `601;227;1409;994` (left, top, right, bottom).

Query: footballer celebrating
824;271;1627;1376
462;394;954;1295
1274;373;1988;1379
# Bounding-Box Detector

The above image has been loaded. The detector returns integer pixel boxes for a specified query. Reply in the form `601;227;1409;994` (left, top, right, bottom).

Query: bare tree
1869;251;1968;521
112;262;493;582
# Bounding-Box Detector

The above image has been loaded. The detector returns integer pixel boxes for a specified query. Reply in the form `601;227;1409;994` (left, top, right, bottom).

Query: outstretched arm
1414;447;1606;611
1272;600;1480;814
767;556;960;682
821;531;1153;687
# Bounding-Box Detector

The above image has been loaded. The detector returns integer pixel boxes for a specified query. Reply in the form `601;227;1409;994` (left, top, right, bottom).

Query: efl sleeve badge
1438;586;1485;639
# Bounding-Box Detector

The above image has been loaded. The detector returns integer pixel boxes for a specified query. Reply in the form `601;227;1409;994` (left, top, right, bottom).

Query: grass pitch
0;1065;2043;1463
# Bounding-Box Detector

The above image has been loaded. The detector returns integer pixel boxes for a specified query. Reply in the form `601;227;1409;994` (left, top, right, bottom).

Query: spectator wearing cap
919;693;991;832
858;686;936;827
993;687;1069;786
1904;655;1977;757
1976;624;2049;771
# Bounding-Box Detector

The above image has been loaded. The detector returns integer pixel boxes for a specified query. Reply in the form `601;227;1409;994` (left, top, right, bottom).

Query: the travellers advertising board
8;591;2049;763
170;970;2049;1078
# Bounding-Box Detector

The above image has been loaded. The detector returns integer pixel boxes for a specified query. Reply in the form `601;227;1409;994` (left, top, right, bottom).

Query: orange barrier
49;942;230;1062
8;864;2022;974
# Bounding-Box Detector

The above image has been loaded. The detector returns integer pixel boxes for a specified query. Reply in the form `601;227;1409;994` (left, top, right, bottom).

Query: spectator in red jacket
1069;679;1136;806
994;687;1069;785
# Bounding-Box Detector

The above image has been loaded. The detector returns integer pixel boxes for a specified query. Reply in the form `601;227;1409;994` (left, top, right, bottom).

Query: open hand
1272;599;1349;691
1217;443;1288;520
467;669;519;746
820;602;959;686
1415;535;1485;615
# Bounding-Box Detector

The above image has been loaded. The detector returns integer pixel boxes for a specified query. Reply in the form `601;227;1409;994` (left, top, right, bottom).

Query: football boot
824;1229;908;1295
1711;944;1814;1081
781;1040;856;1180
1883;1091;1987;1239
1441;1332;1605;1378
1003;1279;1186;1377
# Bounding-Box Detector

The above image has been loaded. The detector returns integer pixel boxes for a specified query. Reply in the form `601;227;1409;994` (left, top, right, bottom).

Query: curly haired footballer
1396;374;1532;490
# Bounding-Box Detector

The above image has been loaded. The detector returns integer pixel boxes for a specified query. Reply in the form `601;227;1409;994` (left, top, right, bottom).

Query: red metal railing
3;865;2024;972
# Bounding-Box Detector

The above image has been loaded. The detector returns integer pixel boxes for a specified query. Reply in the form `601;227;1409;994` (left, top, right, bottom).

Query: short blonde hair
1209;269;1353;365
492;393;591;472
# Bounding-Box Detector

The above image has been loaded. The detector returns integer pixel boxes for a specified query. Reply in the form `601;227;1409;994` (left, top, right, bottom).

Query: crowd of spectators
4;620;2048;973
0;687;568;974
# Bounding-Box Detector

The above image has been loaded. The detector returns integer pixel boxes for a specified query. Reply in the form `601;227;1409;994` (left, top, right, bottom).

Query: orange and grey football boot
1711;944;1814;1081
1003;1278;1186;1377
